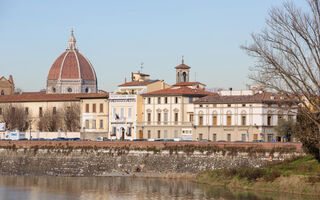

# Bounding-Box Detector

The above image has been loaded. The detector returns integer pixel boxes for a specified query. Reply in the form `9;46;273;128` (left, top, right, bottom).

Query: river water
0;176;316;200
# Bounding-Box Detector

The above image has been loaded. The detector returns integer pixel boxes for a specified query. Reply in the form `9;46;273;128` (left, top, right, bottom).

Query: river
0;176;316;200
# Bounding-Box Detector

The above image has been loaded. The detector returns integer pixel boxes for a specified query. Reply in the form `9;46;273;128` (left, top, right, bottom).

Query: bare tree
241;0;320;158
1;104;29;131
62;103;80;132
38;108;61;132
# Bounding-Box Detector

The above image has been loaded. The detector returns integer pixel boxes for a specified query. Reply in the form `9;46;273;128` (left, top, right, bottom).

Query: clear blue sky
0;0;308;92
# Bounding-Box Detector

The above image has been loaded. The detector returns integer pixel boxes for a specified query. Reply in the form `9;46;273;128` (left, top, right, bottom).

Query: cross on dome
67;28;77;51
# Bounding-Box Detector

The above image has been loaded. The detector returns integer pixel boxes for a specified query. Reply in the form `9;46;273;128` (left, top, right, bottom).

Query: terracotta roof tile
119;80;159;87
175;63;191;69
142;87;217;96
194;92;297;104
172;82;206;87
0;92;108;103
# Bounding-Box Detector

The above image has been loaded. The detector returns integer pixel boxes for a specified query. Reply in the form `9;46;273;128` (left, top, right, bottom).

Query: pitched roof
172;82;206;87
194;92;297;104
118;80;159;87
142;87;217;96
175;63;191;69
0;92;108;103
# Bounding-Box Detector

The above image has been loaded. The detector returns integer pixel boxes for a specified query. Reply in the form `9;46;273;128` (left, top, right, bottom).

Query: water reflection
0;176;316;200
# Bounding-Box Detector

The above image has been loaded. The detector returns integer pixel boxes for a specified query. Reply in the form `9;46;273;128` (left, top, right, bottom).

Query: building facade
108;72;169;140
137;61;215;140
193;90;298;142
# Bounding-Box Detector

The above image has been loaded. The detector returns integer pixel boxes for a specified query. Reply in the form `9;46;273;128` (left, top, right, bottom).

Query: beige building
0;75;14;95
0;92;109;140
80;93;109;140
109;72;169;140
137;61;215;140
193;90;298;142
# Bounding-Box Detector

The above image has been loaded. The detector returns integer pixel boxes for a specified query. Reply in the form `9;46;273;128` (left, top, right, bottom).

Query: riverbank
195;155;320;195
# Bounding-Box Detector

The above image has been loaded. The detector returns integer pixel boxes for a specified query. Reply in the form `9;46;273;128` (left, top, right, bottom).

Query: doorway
139;130;143;139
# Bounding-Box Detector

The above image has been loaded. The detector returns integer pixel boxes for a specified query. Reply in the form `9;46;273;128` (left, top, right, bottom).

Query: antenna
140;62;144;73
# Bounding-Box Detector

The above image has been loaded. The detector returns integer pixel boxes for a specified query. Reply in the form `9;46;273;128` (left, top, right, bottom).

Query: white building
193;90;298;142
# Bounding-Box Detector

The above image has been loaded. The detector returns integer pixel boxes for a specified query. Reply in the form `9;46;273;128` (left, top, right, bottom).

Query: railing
137;121;193;126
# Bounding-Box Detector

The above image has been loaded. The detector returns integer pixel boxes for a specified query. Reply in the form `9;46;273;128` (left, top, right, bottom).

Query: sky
0;0;308;92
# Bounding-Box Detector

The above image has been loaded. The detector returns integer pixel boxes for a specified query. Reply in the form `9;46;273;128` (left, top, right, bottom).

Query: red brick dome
47;30;96;81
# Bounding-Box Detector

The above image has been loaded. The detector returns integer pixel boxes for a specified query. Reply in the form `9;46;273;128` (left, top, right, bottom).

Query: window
199;133;203;140
128;107;132;119
148;130;151;139
158;97;161;104
92;120;96;129
199;116;203;125
97;120;103;129
25;107;29;115
164;130;168;138
85;88;89;93
148;98;151;104
112;126;117;136
253;134;258;140
85;120;89;129
242;134;246;141
174;130;178;138
174;113;178;123
241;115;246;126
0;108;2;115
1;90;4;95
212;116;217;125
100;103;103;113
227;104;231;107
175;97;178;104
227;134;231;142
164;112;168;122
213;134;217;142
164;97;168;104
86;104;89;113
53;107;56;115
147;113;151;122
112;107;117;120
120;107;124;120
212;104;217;108
52;88;56;93
157;113;161;123
189;114;194;122
39;107;43;117
242;104;246;107
157;130;161;138
267;115;272;126
92;104;96;113
199;104;203;108
189;97;193;103
227;116;232;126
67;88;72;93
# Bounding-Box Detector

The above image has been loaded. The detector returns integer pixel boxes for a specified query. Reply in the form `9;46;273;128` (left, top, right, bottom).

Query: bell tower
175;56;190;83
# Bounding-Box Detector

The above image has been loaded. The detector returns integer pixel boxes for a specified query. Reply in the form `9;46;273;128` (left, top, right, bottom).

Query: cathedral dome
46;30;97;94
47;30;96;81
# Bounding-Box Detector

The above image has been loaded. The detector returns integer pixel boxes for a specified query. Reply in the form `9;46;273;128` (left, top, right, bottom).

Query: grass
196;155;320;195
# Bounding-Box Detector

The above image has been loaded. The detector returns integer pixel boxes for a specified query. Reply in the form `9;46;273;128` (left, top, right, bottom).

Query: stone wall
0;143;304;176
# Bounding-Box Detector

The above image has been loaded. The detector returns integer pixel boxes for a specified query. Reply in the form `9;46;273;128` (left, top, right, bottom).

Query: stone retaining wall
0;142;304;176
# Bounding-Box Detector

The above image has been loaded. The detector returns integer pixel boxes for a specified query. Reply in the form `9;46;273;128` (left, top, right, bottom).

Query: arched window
67;88;72;93
0;90;4;95
52;87;56;93
182;72;187;82
85;88;89;93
